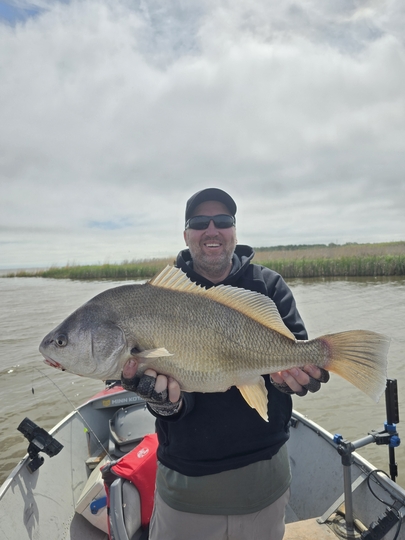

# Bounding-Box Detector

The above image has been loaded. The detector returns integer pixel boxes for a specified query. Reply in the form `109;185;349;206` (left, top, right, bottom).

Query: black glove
121;371;183;416
271;368;330;397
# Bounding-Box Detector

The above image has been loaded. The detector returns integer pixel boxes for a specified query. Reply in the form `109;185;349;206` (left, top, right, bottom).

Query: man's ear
183;230;188;246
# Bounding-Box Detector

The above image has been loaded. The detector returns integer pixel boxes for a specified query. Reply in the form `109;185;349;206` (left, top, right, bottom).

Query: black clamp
369;423;400;447
17;417;64;473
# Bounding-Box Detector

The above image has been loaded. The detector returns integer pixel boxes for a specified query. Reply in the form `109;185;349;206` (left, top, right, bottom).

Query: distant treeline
255;242;343;252
6;242;405;280
254;241;405;252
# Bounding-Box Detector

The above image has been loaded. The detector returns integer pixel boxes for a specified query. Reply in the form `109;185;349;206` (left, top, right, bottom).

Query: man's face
184;200;237;281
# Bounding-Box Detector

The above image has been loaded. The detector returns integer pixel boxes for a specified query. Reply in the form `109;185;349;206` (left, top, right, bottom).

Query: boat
0;381;404;540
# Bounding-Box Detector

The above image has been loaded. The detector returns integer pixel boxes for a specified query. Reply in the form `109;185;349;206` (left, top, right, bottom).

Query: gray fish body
40;282;320;387
40;266;389;419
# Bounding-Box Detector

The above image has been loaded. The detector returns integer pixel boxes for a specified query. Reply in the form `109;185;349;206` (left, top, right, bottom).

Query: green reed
260;255;405;279
7;260;173;280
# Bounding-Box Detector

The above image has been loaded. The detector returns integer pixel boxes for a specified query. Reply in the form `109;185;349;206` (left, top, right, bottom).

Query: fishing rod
386;379;400;482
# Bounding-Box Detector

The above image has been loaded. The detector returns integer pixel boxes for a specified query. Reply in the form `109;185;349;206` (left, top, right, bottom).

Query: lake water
0;275;404;487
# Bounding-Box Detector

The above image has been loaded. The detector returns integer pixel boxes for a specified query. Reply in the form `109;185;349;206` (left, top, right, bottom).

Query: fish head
39;301;130;380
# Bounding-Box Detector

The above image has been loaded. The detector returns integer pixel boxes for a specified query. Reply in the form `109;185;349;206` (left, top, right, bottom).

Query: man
122;188;329;540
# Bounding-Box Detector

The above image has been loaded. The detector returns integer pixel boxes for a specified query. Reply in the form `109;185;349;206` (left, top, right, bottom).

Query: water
0;275;404;487
0;276;133;483
289;276;405;487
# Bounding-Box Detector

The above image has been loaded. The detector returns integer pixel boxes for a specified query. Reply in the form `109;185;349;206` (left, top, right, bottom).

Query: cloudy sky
1;0;404;269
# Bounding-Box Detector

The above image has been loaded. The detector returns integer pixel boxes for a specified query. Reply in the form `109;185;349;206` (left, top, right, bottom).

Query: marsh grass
7;258;175;280
253;242;405;278
257;255;405;278
6;242;405;279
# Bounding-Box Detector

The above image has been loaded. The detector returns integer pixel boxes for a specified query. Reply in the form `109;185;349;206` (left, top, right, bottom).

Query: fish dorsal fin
149;266;295;341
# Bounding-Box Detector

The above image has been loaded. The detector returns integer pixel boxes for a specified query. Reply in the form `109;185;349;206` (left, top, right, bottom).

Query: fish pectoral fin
237;378;268;422
133;347;173;359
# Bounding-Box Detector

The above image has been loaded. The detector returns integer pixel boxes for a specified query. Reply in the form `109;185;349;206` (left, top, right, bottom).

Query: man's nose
205;219;218;233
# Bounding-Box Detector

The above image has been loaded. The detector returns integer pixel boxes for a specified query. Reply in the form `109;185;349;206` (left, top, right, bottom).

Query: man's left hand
270;365;330;396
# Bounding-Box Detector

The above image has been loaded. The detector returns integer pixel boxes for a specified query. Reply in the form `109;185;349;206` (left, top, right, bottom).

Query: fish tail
320;330;390;402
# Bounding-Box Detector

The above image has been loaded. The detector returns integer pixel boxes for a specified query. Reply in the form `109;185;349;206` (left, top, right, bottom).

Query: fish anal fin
237;378;269;422
149;266;295;341
133;347;173;359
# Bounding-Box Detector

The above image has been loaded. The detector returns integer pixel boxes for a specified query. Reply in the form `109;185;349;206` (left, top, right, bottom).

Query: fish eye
55;334;68;347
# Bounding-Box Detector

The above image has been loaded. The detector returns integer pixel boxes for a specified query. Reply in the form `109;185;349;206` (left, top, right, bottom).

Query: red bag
103;433;158;529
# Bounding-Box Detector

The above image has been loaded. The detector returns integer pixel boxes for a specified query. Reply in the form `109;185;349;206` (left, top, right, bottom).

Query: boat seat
108;404;156;458
109;478;145;540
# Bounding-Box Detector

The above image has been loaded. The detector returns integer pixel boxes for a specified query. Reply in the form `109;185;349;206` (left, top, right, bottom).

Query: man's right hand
270;365;330;396
121;359;183;416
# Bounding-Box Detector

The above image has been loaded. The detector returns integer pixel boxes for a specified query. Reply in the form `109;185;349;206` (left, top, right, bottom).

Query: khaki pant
149;488;290;540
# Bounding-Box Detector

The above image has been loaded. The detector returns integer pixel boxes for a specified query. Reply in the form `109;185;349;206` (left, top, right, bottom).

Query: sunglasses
185;214;236;230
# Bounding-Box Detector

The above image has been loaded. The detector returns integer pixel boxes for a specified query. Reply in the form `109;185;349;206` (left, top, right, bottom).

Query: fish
39;265;390;421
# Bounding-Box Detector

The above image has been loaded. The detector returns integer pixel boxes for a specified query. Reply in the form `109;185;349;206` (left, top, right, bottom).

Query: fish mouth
43;357;65;371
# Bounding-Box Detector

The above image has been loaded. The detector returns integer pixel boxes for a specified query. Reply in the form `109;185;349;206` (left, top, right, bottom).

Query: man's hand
270;365;330;396
121;359;182;416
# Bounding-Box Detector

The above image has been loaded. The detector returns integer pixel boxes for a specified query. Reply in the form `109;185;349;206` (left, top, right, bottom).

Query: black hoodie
150;245;308;477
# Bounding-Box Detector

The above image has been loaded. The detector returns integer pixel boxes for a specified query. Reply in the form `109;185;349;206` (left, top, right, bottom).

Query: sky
1;0;404;269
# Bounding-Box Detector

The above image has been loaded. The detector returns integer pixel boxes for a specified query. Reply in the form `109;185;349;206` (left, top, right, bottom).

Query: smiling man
183;190;237;283
122;187;329;540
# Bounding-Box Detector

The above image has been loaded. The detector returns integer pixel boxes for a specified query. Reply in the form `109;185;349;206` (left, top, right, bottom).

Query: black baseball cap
185;188;237;223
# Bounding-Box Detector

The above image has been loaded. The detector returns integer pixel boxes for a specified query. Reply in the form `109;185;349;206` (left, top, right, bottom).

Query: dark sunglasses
185;214;236;230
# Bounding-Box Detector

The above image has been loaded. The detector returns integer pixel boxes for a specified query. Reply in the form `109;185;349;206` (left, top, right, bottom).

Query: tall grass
5;242;405;280
257;255;405;279
253;242;405;278
7;259;174;280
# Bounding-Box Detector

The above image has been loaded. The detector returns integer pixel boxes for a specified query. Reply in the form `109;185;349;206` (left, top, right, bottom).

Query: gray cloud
1;0;404;268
